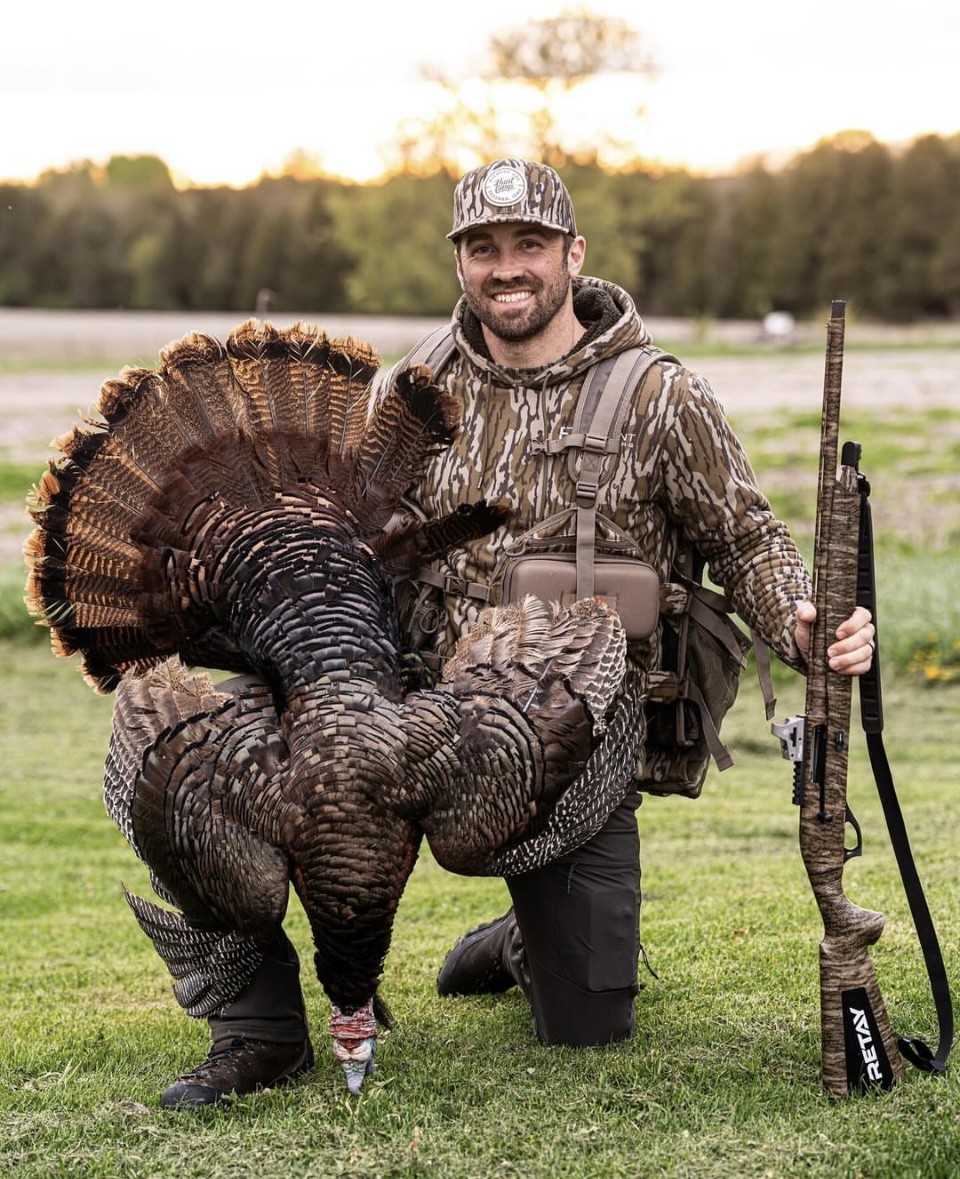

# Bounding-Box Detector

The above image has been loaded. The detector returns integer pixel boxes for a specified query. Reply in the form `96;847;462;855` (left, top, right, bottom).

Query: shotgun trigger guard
844;804;864;861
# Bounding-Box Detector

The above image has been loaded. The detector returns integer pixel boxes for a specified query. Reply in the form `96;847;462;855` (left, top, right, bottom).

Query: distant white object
762;311;796;340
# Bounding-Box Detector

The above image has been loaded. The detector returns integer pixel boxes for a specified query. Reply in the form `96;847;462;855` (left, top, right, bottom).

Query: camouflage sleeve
660;368;811;670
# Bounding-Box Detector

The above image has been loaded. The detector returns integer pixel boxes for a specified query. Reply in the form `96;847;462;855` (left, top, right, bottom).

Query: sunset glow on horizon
3;0;958;189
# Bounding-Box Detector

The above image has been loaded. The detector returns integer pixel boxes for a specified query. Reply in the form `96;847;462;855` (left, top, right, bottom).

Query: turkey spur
24;320;636;1095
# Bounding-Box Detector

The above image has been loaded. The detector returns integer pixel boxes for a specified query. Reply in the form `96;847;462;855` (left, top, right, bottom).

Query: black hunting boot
160;1036;314;1109
436;908;530;998
161;930;313;1109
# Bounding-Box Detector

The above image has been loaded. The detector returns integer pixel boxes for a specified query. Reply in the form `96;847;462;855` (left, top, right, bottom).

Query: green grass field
2;645;957;1178
1;360;958;1177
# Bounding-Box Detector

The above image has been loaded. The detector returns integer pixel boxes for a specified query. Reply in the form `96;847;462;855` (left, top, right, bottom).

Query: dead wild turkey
24;320;639;1094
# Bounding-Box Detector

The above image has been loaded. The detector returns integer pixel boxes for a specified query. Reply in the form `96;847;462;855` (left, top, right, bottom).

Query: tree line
1;131;958;323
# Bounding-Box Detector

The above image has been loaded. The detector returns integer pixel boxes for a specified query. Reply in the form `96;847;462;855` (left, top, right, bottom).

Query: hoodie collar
453;276;651;386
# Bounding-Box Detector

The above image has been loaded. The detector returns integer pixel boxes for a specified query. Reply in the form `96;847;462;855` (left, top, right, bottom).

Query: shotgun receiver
771;300;905;1096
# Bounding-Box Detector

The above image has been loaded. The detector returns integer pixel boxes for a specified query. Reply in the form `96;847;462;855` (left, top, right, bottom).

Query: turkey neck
195;506;421;1014
202;507;406;715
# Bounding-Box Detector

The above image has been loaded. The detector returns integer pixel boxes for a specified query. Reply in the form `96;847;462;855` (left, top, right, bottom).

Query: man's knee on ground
530;976;637;1047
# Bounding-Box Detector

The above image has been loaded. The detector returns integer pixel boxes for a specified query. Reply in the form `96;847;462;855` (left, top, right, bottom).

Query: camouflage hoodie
407;275;811;677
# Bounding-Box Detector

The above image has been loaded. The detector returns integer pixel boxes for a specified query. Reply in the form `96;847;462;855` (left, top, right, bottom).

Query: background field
1;312;958;1178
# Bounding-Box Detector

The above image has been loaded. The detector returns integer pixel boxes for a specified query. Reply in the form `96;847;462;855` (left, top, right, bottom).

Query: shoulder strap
401;323;457;375
369;323;457;405
411;342;670;607
548;347;674;600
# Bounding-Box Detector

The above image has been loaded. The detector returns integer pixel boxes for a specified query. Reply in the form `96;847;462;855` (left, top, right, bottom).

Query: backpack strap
539;347;674;599
400;323;457;374
370;323;457;404
411;343;671;605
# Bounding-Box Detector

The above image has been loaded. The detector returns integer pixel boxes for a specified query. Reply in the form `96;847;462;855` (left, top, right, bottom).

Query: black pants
208;928;307;1046
209;797;643;1049
507;794;642;1046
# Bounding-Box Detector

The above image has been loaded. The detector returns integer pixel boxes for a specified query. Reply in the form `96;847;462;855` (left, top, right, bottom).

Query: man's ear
567;235;586;277
454;247;465;289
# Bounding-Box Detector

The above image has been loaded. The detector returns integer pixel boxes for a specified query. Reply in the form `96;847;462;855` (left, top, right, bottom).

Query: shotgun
771;300;905;1096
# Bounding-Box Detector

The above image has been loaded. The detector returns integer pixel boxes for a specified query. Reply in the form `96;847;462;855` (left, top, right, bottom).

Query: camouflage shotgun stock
772;300;905;1096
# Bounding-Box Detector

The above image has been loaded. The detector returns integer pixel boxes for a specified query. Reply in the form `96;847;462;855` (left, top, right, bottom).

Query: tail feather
226;322;314;475
23;320;502;690
226;323;381;458
260;322;330;439
155;332;249;443
321;335;383;455
99;368;217;496
355;364;460;493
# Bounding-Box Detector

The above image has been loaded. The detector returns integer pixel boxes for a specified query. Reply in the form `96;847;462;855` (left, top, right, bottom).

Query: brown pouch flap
499;553;660;640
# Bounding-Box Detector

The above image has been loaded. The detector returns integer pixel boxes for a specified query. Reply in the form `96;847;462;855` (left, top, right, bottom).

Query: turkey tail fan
123;889;266;1017
24;336;258;686
22;321;433;689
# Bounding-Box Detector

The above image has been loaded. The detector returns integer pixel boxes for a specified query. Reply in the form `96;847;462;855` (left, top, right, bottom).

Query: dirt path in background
5;310;960;566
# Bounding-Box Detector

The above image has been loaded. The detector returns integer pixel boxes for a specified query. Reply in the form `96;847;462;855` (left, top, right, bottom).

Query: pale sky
4;0;958;187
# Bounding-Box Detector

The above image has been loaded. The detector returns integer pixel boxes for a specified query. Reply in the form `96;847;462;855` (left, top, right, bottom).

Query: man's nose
491;252;525;279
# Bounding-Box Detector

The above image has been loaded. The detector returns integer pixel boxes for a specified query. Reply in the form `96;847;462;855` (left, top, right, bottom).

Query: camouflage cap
447;159;577;240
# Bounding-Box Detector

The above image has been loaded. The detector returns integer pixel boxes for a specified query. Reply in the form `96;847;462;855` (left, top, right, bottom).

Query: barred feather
443;595;626;730
124;890;265;1017
355;364;460;491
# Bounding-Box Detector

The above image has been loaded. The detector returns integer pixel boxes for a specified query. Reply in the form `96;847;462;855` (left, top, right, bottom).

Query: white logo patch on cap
482;165;526;207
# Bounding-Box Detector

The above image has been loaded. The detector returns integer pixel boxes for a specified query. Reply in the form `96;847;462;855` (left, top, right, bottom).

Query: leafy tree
273;184;355;311
0;186;47;304
704;167;785;318
9;132;960;323
329;174;459;315
615;169;715;316
771;132;892;319
562;164;648;296
883;135;960;319
128;202;203;310
484;7;656;166
391;8;656;172
184;188;261;309
104;155;175;191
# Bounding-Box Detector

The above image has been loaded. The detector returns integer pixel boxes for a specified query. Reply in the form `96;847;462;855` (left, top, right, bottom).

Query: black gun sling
855;468;954;1075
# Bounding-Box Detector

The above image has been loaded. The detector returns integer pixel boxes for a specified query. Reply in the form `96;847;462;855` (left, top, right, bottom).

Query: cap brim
447;215;575;241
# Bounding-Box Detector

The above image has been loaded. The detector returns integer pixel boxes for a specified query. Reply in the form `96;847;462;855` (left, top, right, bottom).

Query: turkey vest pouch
498;550;660;639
